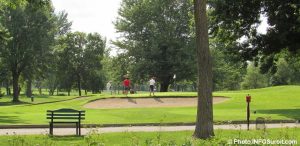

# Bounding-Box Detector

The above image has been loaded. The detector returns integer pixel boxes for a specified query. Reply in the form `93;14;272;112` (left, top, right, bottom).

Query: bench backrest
47;108;85;122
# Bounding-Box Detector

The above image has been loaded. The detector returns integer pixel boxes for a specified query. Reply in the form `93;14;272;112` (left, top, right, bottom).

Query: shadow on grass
256;109;300;120
22;96;82;107
0;101;31;106
50;135;84;141
0;115;23;124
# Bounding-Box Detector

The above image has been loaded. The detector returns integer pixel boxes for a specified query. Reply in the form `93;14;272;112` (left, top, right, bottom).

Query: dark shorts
150;85;154;92
124;86;130;91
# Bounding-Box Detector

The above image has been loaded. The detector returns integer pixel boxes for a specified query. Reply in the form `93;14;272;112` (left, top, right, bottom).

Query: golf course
0;85;299;125
1;0;300;145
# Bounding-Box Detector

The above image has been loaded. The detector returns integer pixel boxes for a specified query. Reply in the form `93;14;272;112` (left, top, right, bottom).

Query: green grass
0;86;299;125
0;128;299;145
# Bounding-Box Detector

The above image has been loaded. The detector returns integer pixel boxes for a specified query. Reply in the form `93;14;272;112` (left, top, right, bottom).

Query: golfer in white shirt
149;77;156;96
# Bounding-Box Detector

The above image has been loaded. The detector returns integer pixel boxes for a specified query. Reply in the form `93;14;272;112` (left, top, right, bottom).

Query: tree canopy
114;0;195;91
208;0;300;72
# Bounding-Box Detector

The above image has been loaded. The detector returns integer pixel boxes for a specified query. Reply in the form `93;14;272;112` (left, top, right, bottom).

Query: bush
271;58;293;85
0;92;4;97
56;93;66;96
241;63;268;89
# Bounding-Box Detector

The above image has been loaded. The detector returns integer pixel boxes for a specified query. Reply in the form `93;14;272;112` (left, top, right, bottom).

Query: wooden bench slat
47;108;85;112
47;117;85;119
47;114;85;116
47;111;85;114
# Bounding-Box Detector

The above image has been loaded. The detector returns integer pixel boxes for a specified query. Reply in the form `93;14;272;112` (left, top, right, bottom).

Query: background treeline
0;0;106;102
1;0;300;102
104;0;300;91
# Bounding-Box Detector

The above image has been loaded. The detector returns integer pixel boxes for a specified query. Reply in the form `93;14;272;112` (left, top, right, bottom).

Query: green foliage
0;128;299;145
114;0;195;91
211;40;246;91
271;58;292;85
287;54;300;84
241;63;268;89
208;0;300;72
56;32;106;95
0;0;57;101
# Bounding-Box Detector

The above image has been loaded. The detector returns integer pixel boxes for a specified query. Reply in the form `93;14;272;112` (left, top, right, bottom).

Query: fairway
0;86;299;125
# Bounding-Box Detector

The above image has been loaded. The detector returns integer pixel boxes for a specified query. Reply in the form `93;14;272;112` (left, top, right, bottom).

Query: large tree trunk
12;72;20;102
26;79;32;97
193;0;214;139
160;77;170;92
77;74;82;96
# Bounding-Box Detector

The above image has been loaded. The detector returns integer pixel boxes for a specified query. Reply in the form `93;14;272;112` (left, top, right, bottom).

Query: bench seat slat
47;114;85;116
47;117;85;120
47;109;85;112
50;121;79;123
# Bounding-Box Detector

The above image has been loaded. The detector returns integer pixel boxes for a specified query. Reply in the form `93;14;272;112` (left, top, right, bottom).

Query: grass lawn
0;128;299;145
0;85;299;125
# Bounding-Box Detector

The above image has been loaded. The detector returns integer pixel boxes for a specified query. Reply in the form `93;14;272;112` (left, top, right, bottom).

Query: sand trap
84;97;229;109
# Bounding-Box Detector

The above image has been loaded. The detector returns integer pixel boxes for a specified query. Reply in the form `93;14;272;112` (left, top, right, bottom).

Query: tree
193;0;214;139
271;58;293;85
208;0;300;72
57;32;105;96
211;40;245;91
115;0;194;91
241;63;268;89
44;11;72;96
81;33;106;93
0;0;56;102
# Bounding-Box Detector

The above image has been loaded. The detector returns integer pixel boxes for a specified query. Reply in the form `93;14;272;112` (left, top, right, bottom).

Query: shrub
241;63;268;89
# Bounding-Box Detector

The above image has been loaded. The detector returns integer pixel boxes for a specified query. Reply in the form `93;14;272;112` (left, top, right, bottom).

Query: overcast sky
52;0;122;44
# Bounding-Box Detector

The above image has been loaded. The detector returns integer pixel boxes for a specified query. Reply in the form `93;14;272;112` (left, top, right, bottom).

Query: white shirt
149;79;155;86
106;82;111;90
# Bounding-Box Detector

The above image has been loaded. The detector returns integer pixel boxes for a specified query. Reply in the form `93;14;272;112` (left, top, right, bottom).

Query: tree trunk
12;72;20;102
26;79;32;97
67;88;71;96
77;74;81;96
160;78;170;92
5;80;10;95
193;0;214;139
38;87;42;95
49;88;54;95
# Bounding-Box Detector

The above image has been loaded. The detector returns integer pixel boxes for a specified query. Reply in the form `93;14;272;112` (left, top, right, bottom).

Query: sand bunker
84;97;229;109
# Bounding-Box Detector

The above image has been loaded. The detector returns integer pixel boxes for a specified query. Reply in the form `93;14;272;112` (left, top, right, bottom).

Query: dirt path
84;97;229;109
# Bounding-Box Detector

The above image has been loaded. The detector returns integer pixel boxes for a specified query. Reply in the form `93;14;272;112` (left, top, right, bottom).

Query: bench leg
79;122;81;136
76;123;79;135
49;122;53;135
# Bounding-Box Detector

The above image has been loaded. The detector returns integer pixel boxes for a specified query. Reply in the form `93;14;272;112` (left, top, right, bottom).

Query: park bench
47;108;85;136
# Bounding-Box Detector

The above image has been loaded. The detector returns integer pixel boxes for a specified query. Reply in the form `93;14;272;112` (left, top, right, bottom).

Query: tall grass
0;127;299;145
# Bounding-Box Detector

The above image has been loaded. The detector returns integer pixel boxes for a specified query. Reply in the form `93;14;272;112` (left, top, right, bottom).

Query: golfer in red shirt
123;78;130;96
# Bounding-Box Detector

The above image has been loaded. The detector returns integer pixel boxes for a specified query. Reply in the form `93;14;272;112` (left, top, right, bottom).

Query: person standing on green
123;77;130;96
149;77;155;96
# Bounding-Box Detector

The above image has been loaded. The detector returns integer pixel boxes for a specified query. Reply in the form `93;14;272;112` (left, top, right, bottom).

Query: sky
52;0;122;44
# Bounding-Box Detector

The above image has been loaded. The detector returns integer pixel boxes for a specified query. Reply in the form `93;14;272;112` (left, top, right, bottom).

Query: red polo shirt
123;79;130;87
